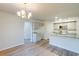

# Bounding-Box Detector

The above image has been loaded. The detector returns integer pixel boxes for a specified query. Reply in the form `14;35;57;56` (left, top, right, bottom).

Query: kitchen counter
49;36;79;54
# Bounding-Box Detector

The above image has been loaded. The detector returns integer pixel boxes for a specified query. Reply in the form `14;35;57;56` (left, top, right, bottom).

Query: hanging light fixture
28;12;32;19
17;3;32;19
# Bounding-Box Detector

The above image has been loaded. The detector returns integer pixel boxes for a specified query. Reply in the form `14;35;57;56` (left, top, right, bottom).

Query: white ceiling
0;3;79;21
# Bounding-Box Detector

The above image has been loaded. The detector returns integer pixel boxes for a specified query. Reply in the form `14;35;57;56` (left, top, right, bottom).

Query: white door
24;21;32;42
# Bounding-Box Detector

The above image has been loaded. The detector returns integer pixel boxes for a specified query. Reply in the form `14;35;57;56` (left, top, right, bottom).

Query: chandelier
17;3;32;19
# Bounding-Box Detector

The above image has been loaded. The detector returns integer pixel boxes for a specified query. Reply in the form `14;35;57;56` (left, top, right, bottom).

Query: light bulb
17;11;21;16
21;10;25;15
28;12;32;19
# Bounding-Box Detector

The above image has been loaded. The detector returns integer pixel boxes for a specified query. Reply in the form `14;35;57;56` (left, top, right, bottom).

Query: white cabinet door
32;33;42;43
32;33;36;42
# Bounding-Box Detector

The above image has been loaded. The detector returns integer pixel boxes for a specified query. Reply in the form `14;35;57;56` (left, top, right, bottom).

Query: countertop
49;36;79;54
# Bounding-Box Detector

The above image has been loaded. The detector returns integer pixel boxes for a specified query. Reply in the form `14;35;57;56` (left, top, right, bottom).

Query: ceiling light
17;11;21;16
21;10;25;15
28;12;32;19
55;16;58;19
17;3;32;19
22;15;25;18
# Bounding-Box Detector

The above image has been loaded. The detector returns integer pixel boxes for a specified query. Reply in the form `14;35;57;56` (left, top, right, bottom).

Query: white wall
43;21;54;40
0;11;24;51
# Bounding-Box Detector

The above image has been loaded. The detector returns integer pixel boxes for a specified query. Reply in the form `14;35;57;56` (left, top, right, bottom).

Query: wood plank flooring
0;40;58;56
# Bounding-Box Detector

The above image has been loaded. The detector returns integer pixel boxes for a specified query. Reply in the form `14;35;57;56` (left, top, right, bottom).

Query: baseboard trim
0;44;24;56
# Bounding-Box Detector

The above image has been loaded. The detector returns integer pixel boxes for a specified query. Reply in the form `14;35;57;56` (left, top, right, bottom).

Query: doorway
24;21;32;43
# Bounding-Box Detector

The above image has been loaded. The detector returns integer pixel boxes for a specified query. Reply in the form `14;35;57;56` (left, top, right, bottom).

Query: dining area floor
0;39;58;56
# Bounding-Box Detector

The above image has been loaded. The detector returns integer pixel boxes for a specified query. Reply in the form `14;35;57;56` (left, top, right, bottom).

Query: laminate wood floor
0;40;58;56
